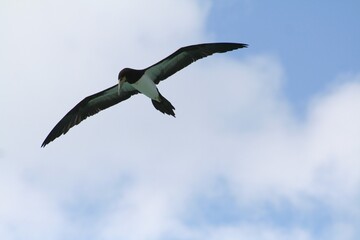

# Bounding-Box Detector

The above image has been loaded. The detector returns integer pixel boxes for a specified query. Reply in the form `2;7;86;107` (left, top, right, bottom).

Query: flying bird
41;42;248;147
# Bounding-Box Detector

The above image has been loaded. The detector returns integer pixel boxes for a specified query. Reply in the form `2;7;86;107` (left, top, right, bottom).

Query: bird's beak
118;79;124;96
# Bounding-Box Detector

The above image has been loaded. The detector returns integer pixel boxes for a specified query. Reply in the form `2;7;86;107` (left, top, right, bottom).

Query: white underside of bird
118;73;161;101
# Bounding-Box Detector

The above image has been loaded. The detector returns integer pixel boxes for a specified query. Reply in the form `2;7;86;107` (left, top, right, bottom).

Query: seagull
41;42;248;147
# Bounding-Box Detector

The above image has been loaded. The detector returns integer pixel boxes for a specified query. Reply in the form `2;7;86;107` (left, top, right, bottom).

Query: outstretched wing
145;42;248;84
41;85;138;147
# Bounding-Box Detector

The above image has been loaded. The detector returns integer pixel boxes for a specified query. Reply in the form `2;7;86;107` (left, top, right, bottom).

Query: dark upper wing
41;85;138;147
145;42;248;84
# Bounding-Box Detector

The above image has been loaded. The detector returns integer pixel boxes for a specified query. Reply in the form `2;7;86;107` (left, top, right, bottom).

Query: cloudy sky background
1;0;360;239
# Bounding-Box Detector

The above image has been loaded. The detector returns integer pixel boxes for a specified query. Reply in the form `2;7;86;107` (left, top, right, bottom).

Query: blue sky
209;0;360;112
1;1;359;240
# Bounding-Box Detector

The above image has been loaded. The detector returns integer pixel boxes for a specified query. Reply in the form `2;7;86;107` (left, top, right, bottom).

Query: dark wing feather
41;85;138;147
145;42;248;84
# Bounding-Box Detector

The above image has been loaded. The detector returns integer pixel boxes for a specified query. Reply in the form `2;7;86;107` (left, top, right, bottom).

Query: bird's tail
152;94;176;117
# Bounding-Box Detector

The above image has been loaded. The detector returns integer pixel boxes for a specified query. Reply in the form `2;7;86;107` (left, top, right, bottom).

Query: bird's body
42;42;248;147
130;71;160;101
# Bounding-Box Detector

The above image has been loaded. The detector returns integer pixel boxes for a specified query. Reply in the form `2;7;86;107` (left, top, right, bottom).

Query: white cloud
0;162;64;240
1;0;359;240
203;225;312;240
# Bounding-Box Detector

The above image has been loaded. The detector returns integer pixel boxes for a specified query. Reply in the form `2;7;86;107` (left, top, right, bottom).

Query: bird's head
117;68;131;95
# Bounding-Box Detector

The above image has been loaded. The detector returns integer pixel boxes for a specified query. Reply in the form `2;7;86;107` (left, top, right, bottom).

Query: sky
1;0;359;240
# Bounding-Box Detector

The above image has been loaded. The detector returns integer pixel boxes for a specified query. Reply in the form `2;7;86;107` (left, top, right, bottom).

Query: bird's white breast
132;74;160;101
